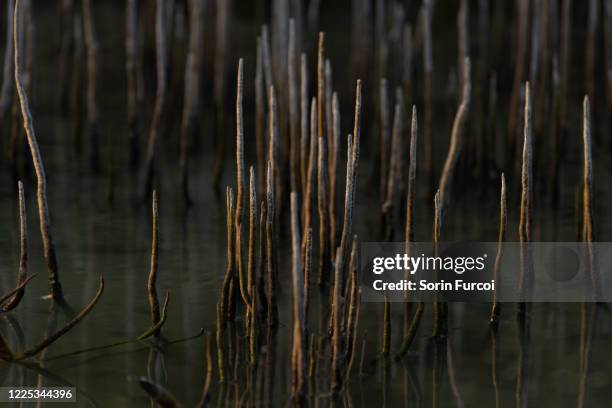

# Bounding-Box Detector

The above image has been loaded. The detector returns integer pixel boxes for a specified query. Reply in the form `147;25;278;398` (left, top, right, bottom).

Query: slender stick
317;32;325;157
325;59;333;168
255;37;265;194
582;96;600;299
14;0;63;301
197;332;213;406
329;92;341;257
288;19;299;196
431;190;446;338
330;248;343;392
300;54;309;202
234;59;247;308
265;161;278;327
303;98;318;250
147;191;161;335
337;81;362;289
381;295;391;356
3;181;29;312
220;188;235;322
518;82;532;311
490;173;506;325
396;106;420;359
247;167;257;299
438;58;471;215
317;134;330;286
290;192;306;399
303;228;312;326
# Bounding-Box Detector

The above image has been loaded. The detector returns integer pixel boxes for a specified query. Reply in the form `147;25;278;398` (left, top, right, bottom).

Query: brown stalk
344;247;361;383
300;53;309;201
0;274;37;309
438;57;471;215
518;82;532;310
317;32;325;157
582;96;600;299
2;181;29;311
288;19;299;196
303;97;318;249
220;187;235;322
0;0;15;122
317;134;330;286
197;332;213;406
215;303;226;383
14;0;63;301
142;0;168;201
330;248;343;392
265;161;278;327
325;59;333;168
247;167;257;299
381;296;391;356
431;190;447;338
268;85;280;216
329;92;341;257
337;80;362;290
490;173;506;325
396;106;421;359
303;228;312;323
234;59;251;312
255;36;265;194
147;190;161;335
179;0;204;204
138;291;170;340
290;192;307;399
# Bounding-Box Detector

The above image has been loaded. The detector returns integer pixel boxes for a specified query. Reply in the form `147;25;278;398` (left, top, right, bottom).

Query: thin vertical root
438;57;471;214
490;173;506;325
317;134;330;286
290;192;306;398
147;190;161;335
3;180;29;311
13;0;63;301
